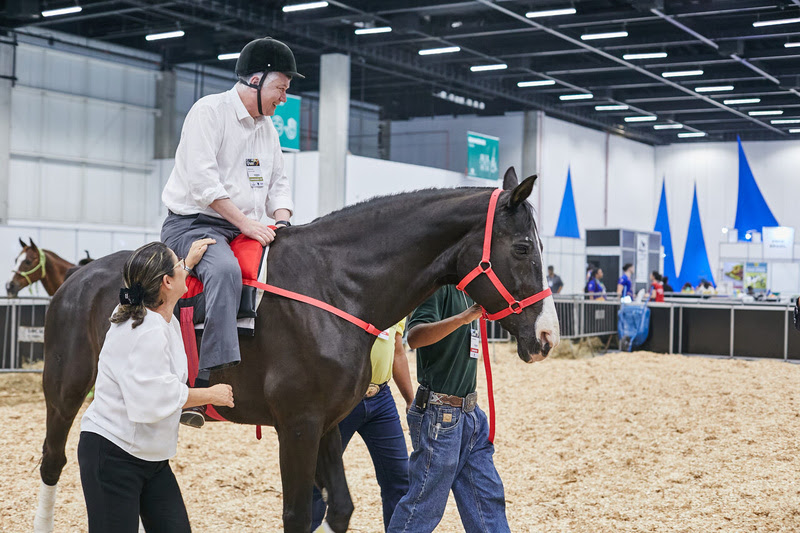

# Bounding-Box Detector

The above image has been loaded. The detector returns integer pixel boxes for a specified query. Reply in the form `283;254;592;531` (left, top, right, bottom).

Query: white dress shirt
81;308;189;462
162;87;294;221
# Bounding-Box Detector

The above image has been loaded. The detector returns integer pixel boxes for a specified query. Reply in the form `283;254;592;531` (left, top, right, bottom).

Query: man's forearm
407;315;467;349
210;198;249;229
392;334;415;406
273;208;291;223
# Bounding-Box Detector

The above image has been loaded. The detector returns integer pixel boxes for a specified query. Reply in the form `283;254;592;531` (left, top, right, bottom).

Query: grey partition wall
585;229;662;294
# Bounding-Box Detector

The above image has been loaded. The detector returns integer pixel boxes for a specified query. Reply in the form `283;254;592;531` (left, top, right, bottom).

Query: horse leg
36;348;95;533
314;427;353;533
277;419;326;533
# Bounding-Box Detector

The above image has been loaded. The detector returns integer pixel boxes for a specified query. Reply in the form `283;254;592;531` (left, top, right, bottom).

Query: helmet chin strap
238;74;269;116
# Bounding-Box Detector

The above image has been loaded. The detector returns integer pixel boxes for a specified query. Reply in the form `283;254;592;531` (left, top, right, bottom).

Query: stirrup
180;406;205;428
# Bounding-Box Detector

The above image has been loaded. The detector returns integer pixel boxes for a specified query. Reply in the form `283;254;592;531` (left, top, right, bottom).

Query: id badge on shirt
378;329;391;341
470;328;481;359
246;158;264;189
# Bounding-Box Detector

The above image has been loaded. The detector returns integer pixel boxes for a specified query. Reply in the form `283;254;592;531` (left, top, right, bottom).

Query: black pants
78;432;191;533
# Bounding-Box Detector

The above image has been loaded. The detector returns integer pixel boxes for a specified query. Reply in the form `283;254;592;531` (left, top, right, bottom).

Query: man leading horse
160;37;299;426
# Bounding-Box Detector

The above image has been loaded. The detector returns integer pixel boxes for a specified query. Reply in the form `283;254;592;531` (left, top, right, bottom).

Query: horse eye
513;244;530;255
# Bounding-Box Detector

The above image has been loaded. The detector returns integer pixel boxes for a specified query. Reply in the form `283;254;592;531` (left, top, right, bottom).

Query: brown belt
364;381;388;399
428;391;478;413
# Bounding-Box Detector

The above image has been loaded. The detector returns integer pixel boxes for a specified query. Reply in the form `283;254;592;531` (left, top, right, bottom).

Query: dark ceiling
5;0;800;145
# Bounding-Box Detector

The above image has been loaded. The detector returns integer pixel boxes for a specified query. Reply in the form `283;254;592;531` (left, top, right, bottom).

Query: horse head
6;238;45;297
457;167;560;363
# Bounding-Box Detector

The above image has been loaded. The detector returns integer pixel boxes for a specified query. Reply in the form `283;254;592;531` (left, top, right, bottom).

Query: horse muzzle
5;281;20;297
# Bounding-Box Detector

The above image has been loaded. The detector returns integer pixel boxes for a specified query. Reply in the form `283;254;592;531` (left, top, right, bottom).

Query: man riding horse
160;37;299;426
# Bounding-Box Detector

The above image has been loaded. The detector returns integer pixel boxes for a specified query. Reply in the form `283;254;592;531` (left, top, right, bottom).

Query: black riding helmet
235;37;304;116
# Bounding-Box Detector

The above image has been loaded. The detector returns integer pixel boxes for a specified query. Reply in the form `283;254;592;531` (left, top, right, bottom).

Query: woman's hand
207;383;234;408
185;238;216;270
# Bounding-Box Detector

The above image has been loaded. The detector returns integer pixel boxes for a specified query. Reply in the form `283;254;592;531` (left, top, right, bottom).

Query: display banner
635;234;649;283
745;262;768;292
272;94;301;152
723;262;744;290
467;131;499;180
762;226;794;260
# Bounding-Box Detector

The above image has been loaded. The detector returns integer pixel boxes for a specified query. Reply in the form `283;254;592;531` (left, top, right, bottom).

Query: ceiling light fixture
145;30;185;41
355;27;392;35
595;104;629;110
753;17;800;28
771;118;800;124
518;80;556;87
678;132;707;138
662;69;704;78
695;85;734;93
723;98;761;105
434;90;485;110
559;93;594;101
419;46;461;55
748;110;783;116
42;5;82;17
653;124;684;130
282;1;329;12
785;42;800;48
470;63;508;72
789;128;800;133
217;52;240;60
623;52;668;60
525;7;577;18
581;31;628;41
624;115;657;122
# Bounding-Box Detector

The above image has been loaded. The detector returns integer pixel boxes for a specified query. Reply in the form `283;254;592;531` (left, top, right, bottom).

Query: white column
317;53;350;216
522;110;543;215
0;42;13;223
154;69;177;159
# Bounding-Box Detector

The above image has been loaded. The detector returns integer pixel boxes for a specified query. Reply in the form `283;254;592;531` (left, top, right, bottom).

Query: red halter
456;188;552;320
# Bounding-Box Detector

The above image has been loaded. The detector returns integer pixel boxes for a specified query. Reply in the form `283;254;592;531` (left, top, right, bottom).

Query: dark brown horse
5;239;77;297
34;168;559;533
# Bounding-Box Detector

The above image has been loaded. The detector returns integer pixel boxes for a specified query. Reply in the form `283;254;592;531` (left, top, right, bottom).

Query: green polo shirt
408;285;477;398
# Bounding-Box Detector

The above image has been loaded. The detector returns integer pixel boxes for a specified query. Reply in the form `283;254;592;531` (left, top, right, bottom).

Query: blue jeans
387;395;510;533
311;384;409;531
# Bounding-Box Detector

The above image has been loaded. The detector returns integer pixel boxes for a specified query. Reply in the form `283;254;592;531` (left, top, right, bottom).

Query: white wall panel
84;167;122;224
40;161;82;221
607;134;657;230
8;158;40;219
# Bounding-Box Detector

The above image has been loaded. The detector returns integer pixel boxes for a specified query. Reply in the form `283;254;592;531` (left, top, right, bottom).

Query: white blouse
81;308;189;462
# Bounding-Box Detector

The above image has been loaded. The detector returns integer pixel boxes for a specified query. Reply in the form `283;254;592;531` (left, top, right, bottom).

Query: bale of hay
549;337;603;359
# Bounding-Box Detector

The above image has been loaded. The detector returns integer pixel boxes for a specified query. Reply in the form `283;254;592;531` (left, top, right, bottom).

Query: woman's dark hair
682;282;693;290
651;270;662;282
110;242;175;329
585;268;598;292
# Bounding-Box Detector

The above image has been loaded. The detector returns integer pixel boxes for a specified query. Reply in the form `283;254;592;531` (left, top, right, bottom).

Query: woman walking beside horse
76;239;233;533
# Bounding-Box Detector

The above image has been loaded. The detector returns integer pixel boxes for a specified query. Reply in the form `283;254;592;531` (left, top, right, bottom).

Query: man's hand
239;218;277;246
460;303;483;325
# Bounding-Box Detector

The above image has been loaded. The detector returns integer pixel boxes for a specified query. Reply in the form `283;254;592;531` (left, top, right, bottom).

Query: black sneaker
180;406;205;428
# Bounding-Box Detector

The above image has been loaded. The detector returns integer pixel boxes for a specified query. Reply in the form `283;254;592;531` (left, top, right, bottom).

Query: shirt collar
229;87;255;123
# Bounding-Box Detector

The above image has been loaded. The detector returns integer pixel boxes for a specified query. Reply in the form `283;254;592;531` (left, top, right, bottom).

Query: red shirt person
649;271;665;302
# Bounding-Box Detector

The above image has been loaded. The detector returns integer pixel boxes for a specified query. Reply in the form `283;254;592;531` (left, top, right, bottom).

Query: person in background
681;282;695;293
387;286;509;533
697;280;716;295
617;263;634;299
547;266;564;294
662;276;674;293
586;268;606;300
311;318;415;532
77;240;235;533
648;271;665;302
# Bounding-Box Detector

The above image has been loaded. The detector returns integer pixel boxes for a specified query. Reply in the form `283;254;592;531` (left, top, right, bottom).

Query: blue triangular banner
734;136;778;241
554;167;580;238
654;178;678;287
678;184;715;288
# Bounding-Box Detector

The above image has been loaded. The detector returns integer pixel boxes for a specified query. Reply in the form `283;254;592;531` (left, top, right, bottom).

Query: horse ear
29;237;37;249
19;238;26;249
502;167;519;190
507;174;538;210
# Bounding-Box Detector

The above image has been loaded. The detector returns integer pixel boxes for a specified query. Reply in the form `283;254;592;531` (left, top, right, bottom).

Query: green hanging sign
272;94;301;152
466;131;499;180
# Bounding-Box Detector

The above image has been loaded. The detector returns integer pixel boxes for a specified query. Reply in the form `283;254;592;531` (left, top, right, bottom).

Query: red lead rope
457;188;553;443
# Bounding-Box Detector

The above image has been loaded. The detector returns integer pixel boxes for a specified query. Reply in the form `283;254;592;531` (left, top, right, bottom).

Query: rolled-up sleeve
174;105;229;208
119;327;189;424
265;133;294;219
